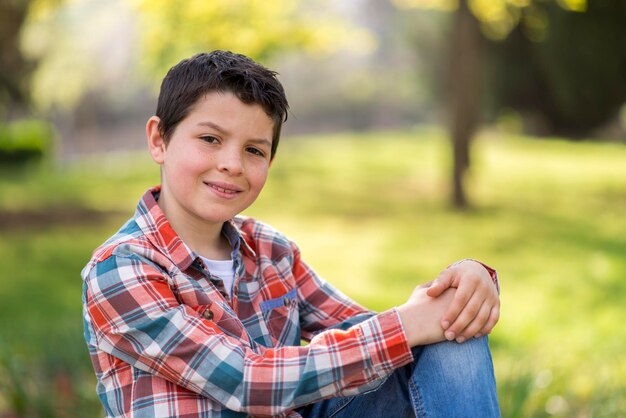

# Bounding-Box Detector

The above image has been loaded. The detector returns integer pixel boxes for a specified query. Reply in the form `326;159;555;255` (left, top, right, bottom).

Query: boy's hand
397;286;457;347
426;260;499;343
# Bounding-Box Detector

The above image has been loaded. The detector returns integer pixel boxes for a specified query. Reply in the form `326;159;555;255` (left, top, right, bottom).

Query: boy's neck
175;219;232;260
193;232;233;261
157;195;232;261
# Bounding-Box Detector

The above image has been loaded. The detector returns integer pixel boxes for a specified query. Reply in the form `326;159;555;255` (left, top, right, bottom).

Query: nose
217;146;244;175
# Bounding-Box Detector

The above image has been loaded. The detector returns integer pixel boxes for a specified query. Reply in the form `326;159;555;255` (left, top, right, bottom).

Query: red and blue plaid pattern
82;186;414;417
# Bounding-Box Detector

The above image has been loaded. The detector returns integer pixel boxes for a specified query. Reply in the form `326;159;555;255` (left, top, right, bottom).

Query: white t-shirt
199;256;235;298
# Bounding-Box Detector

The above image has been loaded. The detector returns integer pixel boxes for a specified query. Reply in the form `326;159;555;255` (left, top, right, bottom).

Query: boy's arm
289;242;376;340
84;254;414;416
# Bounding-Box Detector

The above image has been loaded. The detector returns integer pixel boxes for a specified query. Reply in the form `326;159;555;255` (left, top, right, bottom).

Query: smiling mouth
204;182;242;195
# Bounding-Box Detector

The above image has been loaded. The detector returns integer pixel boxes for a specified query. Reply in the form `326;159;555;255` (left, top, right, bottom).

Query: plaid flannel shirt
82;187;416;417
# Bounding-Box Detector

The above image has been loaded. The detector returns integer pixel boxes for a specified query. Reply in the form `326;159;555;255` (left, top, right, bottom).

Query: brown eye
246;147;266;157
200;136;219;144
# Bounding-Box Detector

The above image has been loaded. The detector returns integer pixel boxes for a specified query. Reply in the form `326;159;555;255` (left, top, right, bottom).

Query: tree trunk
448;0;484;208
0;0;31;120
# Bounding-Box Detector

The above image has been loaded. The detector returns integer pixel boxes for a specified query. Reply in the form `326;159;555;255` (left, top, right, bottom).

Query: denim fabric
297;336;500;418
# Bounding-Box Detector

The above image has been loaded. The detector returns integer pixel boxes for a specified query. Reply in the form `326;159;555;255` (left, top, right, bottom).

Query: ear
146;116;166;164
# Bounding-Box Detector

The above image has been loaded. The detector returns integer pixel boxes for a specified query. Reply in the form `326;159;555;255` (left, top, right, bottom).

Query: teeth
213;185;235;193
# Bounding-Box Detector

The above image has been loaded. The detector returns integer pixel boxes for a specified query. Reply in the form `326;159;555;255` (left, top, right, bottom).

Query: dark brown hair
156;51;289;159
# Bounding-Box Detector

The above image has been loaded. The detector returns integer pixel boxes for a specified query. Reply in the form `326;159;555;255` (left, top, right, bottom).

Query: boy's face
147;91;274;231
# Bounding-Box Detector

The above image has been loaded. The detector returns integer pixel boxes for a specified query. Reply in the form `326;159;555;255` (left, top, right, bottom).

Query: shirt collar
223;219;256;259
135;186;254;271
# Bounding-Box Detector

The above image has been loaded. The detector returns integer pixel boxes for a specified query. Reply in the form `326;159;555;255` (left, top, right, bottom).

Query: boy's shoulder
82;216;154;278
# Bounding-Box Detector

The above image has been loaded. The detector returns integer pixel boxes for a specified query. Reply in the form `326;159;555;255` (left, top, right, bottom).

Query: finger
426;269;454;298
416;280;434;291
478;303;500;336
445;296;482;340
440;281;475;331
455;301;491;343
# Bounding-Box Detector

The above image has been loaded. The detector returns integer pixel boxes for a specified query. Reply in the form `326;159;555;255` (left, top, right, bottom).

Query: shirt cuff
357;308;414;378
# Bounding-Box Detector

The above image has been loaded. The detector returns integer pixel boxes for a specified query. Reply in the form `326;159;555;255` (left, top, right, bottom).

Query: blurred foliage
392;0;586;39
487;0;626;136
0;330;99;417
0;129;625;416
20;0;375;110
0;118;54;165
21;0;140;111
131;0;376;82
391;0;626;138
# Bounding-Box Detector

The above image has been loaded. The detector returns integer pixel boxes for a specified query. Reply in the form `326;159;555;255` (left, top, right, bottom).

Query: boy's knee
414;336;494;385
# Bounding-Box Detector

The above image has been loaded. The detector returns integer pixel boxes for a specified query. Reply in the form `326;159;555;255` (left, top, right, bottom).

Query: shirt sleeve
288;241;378;340
84;253;413;416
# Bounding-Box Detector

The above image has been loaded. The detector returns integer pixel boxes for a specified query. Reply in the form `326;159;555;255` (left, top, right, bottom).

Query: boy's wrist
397;303;424;346
397;297;447;347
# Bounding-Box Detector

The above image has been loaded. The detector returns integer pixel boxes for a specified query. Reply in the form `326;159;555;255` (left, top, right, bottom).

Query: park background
1;0;625;416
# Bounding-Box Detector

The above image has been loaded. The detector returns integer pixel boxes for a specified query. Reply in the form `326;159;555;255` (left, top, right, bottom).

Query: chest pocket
259;288;300;346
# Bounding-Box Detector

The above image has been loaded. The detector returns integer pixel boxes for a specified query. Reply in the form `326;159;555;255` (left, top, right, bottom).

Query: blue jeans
296;336;500;418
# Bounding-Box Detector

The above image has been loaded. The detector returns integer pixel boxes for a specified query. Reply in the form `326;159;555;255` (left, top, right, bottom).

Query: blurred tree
0;0;32;119
0;0;65;117
448;0;482;208
392;0;587;208
488;0;626;137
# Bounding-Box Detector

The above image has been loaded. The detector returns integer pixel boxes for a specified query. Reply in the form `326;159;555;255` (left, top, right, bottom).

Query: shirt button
283;297;290;306
202;309;214;320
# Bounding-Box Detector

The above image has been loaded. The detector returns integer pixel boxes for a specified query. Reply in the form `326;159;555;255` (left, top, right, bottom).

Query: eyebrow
197;121;228;134
197;121;272;148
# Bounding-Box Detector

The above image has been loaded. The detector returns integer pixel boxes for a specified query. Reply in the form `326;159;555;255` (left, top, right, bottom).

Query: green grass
1;127;624;416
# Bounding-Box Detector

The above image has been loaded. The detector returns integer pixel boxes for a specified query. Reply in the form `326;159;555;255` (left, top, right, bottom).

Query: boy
82;50;501;417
